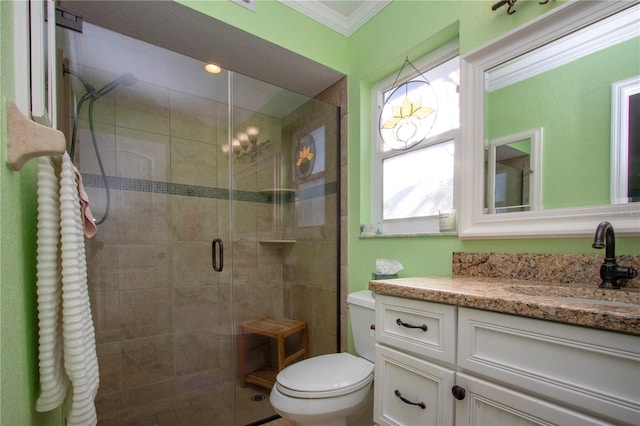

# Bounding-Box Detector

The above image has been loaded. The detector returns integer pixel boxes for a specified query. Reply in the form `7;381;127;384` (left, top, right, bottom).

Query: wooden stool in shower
238;317;308;390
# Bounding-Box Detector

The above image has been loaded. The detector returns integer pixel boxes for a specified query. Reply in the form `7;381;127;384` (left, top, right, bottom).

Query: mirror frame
611;75;640;204
459;0;640;239
486;128;542;214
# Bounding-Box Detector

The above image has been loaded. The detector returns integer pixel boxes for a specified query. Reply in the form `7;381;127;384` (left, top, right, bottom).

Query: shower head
95;73;138;98
63;65;137;100
63;65;97;98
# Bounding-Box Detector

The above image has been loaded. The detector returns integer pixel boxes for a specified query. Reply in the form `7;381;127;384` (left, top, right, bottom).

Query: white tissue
376;258;403;275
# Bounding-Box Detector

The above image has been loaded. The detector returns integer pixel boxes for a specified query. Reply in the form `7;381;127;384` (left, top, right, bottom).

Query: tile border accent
82;173;337;203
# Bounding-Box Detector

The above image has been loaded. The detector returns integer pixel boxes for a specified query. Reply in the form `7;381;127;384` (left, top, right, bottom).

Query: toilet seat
275;353;374;399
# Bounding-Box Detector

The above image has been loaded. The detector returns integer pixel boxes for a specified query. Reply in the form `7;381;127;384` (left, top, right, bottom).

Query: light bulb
205;63;221;74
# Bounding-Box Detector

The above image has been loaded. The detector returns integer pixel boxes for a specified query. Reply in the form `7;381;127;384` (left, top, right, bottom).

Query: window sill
359;231;458;239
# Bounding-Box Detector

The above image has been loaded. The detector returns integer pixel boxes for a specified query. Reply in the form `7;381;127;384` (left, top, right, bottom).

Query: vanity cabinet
374;296;457;425
373;294;640;426
454;373;606;425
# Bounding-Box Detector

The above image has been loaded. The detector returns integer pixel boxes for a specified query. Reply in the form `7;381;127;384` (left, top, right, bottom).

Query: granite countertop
369;276;640;336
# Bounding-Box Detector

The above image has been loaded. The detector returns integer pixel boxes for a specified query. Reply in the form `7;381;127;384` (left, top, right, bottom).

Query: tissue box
372;273;398;280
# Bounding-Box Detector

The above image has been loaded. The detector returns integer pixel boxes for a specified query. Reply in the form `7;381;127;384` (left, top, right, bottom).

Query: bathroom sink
506;285;640;307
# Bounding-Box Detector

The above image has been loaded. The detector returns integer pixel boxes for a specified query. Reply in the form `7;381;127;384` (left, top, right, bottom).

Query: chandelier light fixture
221;125;270;162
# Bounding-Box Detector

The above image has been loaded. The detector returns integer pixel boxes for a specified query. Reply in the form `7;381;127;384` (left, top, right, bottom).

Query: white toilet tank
347;290;376;362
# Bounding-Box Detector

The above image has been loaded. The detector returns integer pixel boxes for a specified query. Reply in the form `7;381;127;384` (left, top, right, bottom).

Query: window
371;43;460;235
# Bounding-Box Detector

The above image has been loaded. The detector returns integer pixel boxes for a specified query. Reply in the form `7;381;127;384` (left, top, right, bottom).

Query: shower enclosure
57;14;340;425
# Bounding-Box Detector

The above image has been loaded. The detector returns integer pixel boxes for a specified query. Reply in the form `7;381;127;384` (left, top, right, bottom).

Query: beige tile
90;291;121;343
119;289;173;338
170;137;218;187
116;81;171;135
172;392;230;425
118;242;171;290
173;370;220;396
173;287;219;332
121;335;174;390
171;241;218;287
170;196;219;242
174;330;220;376
122;380;175;408
86;242;120;292
170;91;220;143
96;342;122;394
117;191;173;242
82;66;347;426
116;127;171;182
77;121;117;176
94;389;123;424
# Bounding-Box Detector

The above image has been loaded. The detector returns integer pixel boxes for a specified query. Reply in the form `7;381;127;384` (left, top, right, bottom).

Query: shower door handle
212;239;223;272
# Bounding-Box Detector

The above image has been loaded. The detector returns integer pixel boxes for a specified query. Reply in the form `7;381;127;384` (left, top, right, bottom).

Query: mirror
485;128;542;214
459;1;640;238
612;76;640;204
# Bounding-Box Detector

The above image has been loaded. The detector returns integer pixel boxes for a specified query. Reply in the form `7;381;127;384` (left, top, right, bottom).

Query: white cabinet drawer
375;344;455;426
376;294;457;365
458;307;640;426
454;372;610;426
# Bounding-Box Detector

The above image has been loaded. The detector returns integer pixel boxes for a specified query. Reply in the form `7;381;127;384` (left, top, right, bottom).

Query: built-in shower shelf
259;239;296;244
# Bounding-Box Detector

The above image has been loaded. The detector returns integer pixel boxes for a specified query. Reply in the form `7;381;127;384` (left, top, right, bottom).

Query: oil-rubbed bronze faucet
592;221;638;289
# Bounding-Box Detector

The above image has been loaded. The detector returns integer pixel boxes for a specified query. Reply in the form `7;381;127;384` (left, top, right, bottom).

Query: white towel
60;152;99;426
35;156;69;411
35;153;99;426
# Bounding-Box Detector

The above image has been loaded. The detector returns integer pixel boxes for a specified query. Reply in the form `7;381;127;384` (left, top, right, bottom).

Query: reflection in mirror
459;1;640;238
484;3;639;211
485;129;541;213
611;76;640;204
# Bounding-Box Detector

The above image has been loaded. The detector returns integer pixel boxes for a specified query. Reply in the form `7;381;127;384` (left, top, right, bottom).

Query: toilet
269;290;376;426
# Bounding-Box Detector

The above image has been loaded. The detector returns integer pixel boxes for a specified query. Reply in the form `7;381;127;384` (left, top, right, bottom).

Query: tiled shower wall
68;66;340;424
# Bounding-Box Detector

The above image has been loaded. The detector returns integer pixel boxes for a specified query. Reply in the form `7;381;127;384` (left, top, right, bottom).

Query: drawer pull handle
394;390;426;409
396;318;428;332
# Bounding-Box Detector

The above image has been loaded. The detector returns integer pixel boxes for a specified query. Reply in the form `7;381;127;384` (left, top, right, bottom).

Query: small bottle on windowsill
439;210;456;232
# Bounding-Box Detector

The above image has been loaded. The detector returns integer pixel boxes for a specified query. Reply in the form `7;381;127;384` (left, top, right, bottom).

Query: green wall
1;1;638;424
487;38;640;209
346;0;639;299
0;2;61;425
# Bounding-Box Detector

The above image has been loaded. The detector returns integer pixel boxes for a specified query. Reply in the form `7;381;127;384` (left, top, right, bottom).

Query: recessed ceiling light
205;63;222;74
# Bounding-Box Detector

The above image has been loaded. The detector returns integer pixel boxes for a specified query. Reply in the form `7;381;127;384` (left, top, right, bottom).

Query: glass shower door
56;12;340;426
229;72;341;424
58;20;242;425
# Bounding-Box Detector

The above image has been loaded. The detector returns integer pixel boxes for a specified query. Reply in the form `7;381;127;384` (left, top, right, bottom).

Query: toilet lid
276;353;374;398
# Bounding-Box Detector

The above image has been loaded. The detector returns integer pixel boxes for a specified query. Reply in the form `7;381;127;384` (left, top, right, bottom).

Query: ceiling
279;0;391;36
59;1;390;99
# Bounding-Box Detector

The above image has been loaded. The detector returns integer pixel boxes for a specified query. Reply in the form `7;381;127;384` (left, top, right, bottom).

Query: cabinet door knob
451;385;466;400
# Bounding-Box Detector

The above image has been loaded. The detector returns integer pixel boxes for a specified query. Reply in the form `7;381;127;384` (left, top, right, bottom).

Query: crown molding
487;3;639;92
279;0;390;36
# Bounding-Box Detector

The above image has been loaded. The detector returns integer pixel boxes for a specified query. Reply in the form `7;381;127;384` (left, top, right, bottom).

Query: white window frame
370;41;460;236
